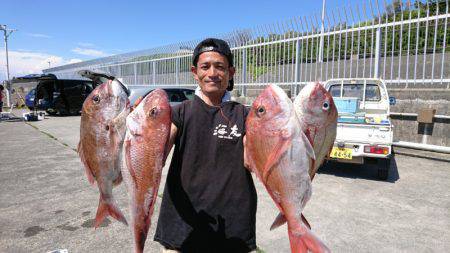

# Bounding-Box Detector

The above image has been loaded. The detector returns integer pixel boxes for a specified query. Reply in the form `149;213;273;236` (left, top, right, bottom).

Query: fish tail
133;225;148;253
288;226;330;253
94;194;128;228
77;142;95;185
133;197;155;252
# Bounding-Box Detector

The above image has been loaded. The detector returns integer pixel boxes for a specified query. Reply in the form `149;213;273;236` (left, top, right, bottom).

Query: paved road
1;114;449;252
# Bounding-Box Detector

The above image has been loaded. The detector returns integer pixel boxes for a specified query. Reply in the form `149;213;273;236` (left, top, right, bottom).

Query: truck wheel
377;158;390;180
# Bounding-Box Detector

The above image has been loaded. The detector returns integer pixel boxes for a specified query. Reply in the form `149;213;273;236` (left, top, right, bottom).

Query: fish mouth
126;114;142;137
268;85;294;119
110;80;129;98
130;131;142;137
117;81;130;96
128;124;143;137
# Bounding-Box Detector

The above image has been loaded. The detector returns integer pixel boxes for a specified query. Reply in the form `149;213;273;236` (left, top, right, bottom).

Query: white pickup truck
323;78;394;180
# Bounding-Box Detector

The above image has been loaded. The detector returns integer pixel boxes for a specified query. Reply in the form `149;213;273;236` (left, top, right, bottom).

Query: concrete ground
1;111;449;253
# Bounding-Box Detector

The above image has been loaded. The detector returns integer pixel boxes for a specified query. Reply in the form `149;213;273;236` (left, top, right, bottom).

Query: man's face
191;51;235;96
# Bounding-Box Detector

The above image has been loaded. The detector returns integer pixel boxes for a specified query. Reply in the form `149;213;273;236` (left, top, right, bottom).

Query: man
0;85;4;112
154;38;258;253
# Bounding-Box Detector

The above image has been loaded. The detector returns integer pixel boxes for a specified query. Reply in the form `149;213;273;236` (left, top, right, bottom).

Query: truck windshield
329;84;381;101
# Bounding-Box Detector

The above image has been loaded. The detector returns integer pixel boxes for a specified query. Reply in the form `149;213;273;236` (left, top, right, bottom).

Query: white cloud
72;47;108;57
25;33;52;39
67;58;83;64
0;50;80;80
77;42;95;47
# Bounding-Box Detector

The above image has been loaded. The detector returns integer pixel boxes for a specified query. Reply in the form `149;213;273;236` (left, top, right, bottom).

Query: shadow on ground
318;156;400;183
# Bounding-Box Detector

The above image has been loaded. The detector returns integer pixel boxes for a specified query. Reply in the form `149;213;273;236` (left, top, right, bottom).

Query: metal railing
44;0;450;94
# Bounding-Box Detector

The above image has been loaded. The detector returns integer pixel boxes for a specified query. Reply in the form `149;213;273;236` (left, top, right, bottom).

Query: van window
329;83;381;101
166;91;187;102
182;89;194;100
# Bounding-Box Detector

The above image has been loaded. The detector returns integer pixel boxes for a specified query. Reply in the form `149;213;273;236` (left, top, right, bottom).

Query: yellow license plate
330;147;353;160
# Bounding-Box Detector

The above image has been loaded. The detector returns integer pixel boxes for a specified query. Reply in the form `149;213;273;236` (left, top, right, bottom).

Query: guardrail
390;111;450;153
390;112;450;120
393;141;450;154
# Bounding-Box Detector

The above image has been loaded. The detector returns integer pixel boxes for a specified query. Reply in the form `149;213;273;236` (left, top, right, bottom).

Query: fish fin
111;107;129;138
77;141;95;185
309;158;316;180
133;96;144;110
302;213;311;230
304;127;314;146
135;228;148;253
244;150;253;173
112;172;123;186
270;212;287;230
94;194;128;228
243;135;254;173
303;127;318;180
271;213;311;231
162;131;172;168
300;130;315;160
262;134;292;183
288;226;330;253
124;139;137;184
325;143;334;160
134;188;159;252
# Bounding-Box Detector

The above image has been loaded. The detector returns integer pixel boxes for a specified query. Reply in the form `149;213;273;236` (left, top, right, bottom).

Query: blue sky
1;0;362;81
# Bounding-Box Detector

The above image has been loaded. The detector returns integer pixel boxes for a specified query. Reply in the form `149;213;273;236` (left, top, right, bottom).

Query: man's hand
243;135;252;172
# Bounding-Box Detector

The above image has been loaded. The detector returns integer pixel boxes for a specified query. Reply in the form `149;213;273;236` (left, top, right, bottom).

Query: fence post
318;0;326;63
373;28;381;78
176;57;180;86
294;39;301;97
134;63;137;85
152;61;156;85
242;49;247;97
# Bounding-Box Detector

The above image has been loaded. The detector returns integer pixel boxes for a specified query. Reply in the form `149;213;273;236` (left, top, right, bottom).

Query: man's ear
191;65;199;82
229;66;235;78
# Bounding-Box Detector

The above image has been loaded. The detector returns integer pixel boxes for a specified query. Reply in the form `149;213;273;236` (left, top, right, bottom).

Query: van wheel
377;158;390;180
58;108;69;116
47;109;57;116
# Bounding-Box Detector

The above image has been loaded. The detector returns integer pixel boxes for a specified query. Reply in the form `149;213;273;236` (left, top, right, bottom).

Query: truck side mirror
389;96;396;105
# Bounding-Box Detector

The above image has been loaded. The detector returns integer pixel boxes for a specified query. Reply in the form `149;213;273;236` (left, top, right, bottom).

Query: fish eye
92;95;100;104
149;107;158;118
322;102;329;110
256;106;266;116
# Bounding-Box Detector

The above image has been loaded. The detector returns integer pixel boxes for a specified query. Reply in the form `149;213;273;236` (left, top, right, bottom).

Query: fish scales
245;84;330;253
122;89;171;253
78;79;130;228
294;82;337;180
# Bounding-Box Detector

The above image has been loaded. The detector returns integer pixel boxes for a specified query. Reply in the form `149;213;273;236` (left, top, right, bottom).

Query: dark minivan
22;70;118;115
29;74;96;115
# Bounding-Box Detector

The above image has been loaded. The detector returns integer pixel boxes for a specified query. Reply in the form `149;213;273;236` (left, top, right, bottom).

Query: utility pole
318;0;326;63
0;24;17;108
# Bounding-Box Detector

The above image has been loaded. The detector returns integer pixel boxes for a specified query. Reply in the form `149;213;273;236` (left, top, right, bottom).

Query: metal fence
44;0;450;94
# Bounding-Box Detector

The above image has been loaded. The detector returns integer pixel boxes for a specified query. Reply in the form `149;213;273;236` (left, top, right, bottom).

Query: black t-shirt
154;95;257;253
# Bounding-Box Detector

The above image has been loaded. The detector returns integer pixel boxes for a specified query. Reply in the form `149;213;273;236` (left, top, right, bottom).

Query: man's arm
163;123;178;166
